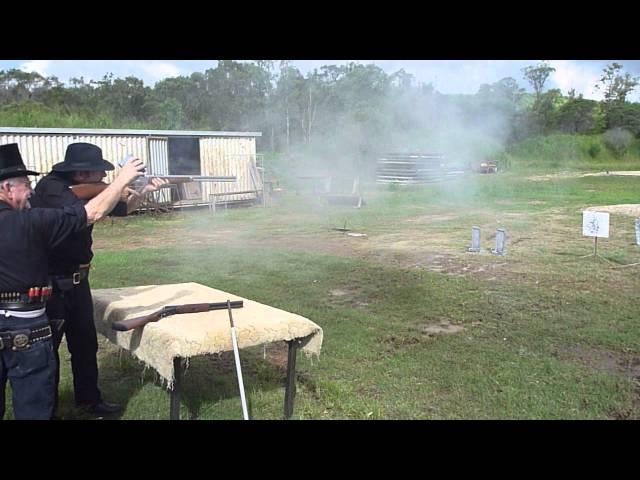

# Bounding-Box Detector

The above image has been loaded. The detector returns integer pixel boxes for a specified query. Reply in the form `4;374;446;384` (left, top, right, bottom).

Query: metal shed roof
0;127;262;137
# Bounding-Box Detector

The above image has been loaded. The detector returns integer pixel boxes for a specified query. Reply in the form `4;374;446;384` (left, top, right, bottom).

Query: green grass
82;243;637;419
499;134;640;172
5;164;640;420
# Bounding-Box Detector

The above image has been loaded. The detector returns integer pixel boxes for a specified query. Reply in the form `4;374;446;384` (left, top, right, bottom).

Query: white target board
582;211;609;238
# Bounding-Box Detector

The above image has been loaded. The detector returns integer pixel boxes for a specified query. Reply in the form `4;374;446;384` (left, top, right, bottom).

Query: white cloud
548;60;603;100
19;60;51;76
122;60;183;83
11;60;186;86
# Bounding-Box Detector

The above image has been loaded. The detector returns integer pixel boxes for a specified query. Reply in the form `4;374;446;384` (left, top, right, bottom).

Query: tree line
1;60;639;157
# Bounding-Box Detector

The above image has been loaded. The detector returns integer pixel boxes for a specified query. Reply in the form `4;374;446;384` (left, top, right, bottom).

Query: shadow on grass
178;345;306;420
56;342;302;420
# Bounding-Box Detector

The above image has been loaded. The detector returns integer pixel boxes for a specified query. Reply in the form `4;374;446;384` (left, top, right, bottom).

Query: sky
1;59;640;102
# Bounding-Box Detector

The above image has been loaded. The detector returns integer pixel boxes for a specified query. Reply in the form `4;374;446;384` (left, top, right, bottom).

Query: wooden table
92;282;323;420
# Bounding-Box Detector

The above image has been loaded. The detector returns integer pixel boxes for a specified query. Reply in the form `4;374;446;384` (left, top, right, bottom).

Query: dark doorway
168;137;200;175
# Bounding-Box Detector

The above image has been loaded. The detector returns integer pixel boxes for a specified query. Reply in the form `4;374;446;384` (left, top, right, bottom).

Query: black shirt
30;172;128;274
0;200;88;292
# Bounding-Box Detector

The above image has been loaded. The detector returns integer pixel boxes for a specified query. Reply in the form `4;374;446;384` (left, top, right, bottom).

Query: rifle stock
69;182;113;200
111;300;243;331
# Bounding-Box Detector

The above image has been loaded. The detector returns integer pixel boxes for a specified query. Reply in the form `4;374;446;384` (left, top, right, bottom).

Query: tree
595;63;640;130
596;63;639;105
255;61;278;150
89;73;153;121
555;90;598;134
153;75;208;128
0;69;56;103
522;62;556;101
296;69;337;145
389;69;414;90
522;62;558;135
274;62;305;149
470;77;526;143
146;97;185;129
605;102;640;136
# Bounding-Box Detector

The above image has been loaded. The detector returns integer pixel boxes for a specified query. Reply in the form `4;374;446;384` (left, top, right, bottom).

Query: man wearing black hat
31;142;166;417
0;143;146;420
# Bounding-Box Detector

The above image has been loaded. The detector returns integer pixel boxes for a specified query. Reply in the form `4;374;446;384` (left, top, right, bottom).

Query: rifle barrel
210;300;243;309
156;175;237;182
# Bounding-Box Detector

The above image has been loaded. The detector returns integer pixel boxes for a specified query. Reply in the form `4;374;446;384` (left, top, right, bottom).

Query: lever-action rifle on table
111;300;244;331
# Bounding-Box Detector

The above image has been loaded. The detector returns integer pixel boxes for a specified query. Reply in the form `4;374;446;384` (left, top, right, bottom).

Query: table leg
284;340;298;419
170;357;183;420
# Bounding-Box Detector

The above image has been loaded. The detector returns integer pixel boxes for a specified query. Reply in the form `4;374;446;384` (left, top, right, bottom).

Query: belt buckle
72;272;81;285
12;333;29;350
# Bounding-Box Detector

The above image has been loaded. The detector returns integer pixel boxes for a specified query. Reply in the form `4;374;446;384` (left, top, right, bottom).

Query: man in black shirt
31;142;166;417
0;143;145;420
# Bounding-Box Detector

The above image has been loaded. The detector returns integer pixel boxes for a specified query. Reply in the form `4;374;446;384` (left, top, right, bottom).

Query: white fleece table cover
92;282;323;388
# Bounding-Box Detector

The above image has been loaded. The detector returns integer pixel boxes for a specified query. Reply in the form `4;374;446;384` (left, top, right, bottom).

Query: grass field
6;170;639;420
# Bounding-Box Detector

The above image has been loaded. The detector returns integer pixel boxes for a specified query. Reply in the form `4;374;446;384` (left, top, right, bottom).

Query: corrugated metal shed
377;153;445;184
0;127;262;205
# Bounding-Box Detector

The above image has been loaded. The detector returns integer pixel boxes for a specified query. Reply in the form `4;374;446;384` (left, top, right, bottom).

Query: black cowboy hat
0;143;40;181
51;142;115;172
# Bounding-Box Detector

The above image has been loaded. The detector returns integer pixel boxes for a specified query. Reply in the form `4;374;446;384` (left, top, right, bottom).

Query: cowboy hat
51;143;115;172
0;143;40;181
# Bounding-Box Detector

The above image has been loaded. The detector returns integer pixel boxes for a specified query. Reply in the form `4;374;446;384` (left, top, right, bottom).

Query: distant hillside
497;134;640;172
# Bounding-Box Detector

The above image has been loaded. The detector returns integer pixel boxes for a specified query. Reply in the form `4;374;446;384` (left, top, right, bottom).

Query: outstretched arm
84;158;146;225
125;177;170;214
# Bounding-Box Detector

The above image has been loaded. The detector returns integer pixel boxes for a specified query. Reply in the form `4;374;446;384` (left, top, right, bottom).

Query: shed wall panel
199;137;258;203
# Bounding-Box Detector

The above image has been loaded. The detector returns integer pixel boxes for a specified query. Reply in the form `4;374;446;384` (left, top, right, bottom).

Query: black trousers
47;278;102;409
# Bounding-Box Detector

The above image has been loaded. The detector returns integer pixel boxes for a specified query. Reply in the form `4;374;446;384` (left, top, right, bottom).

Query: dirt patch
93;226;239;251
378;321;466;353
528;171;640;182
248;229;469;276
330;289;349;297
93;221;529;284
527;172;583;181
327;287;370;309
422;321;465;336
555;344;640;419
555;345;640;380
201;343;290;372
92;208;606;286
585;204;640;217
263;343;289;370
256;232;365;260
404;213;459;224
582;171;640;177
378;333;422;353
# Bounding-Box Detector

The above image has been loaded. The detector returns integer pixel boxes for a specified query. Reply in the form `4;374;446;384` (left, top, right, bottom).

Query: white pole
228;300;249;420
